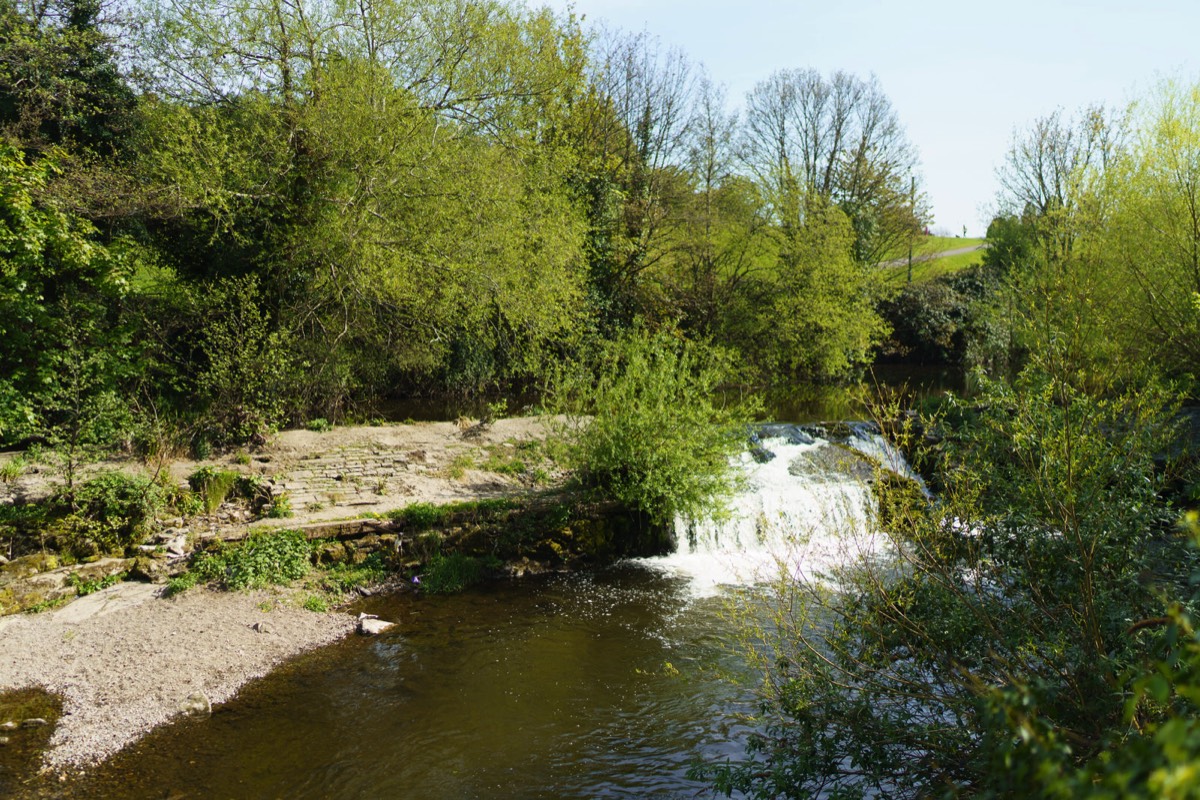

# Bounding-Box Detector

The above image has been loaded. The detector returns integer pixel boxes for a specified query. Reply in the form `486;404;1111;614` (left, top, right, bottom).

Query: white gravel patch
0;584;355;768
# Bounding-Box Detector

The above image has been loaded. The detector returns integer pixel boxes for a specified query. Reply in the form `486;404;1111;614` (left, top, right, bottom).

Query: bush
181;530;313;591
548;327;759;526
55;471;166;554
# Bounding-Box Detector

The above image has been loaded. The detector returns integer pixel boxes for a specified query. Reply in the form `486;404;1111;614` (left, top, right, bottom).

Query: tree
656;78;773;340
740;69;925;266
127;0;593;404
0;142;136;468
0;0;135;155
1102;80;1200;378
995;104;1126;260
570;28;697;326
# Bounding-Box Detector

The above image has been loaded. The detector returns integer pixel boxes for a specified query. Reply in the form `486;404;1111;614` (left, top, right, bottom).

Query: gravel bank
0;583;355;768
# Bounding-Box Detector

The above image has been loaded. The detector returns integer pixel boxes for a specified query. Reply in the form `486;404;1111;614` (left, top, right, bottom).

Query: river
16;426;904;799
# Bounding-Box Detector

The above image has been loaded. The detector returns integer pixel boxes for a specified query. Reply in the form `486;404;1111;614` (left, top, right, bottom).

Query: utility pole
907;175;915;284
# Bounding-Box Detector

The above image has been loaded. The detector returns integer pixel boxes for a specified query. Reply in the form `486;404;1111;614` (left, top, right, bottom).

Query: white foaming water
635;431;902;597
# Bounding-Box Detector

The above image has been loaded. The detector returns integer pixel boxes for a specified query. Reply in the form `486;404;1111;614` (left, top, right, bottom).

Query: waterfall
635;424;911;596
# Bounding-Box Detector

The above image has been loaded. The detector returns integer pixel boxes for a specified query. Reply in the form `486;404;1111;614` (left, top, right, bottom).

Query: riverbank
0;417;561;774
0;584;355;773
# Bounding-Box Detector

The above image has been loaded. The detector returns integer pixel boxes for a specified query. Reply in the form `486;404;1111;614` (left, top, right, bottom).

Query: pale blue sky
542;0;1200;236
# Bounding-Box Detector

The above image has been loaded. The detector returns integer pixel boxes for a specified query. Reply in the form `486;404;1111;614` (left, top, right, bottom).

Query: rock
165;535;189;557
356;613;395;636
0;736;9;745
21;718;48;728
251;621;272;634
749;446;776;464
0;720;16;731
179;692;211;718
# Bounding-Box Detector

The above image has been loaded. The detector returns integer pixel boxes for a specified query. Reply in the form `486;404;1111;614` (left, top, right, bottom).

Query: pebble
0;720;16;731
179;693;211;719
22;718;48;728
0;736;8;746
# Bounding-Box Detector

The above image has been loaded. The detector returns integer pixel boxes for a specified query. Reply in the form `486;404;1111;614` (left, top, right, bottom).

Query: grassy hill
878;236;986;286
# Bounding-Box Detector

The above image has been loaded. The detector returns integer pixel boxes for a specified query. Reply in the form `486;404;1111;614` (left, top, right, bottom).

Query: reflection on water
51;568;756;800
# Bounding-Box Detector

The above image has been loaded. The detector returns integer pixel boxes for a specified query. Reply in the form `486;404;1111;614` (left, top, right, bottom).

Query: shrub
697;368;1187;797
56;471;166;554
548;327;759;526
178;530;313;591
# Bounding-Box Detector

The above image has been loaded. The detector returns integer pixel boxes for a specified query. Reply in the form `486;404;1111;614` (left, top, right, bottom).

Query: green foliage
878;264;1001;365
0;0;136;154
67;569;124;596
184;530;312;591
187;466;238;513
549;327;758;526
305;418;331;433
388;499;518;532
301;594;328;613
702;367;1188;798
0;142;137;456
188;276;299;446
322;552;388;595
420;553;494;595
265;493;292;519
54;471;165;554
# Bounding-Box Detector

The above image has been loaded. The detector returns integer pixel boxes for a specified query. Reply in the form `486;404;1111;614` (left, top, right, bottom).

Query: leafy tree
741;69;927;267
0;0;135;155
0;142;135;459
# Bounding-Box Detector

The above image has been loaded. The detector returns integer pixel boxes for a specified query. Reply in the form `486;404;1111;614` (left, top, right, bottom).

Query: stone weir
234;495;675;578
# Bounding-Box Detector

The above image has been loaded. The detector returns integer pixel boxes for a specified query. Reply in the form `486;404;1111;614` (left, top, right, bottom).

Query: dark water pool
35;566;756;799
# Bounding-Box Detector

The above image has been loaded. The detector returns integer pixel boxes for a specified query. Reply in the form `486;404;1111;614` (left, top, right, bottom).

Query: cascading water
639;423;913;595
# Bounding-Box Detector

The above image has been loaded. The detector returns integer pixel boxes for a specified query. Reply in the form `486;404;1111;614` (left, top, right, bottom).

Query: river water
23;428;900;799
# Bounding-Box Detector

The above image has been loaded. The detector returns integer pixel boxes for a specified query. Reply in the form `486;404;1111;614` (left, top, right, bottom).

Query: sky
542;0;1200;237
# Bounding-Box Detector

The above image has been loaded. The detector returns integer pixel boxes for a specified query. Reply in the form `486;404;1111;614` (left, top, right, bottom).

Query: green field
879;236;986;286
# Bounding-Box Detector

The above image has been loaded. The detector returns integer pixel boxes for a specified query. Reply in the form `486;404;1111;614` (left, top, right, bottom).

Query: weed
266;493;293;518
420;553;497;594
323;552;387;593
169;530;313;593
442;453;474;480
24;596;67;614
301;594;328;612
391;502;448;531
68;571;125;596
188;466;239;513
233;451;252;465
306;418;332;433
164;571;199;596
220;530;313;590
0;456;26;484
